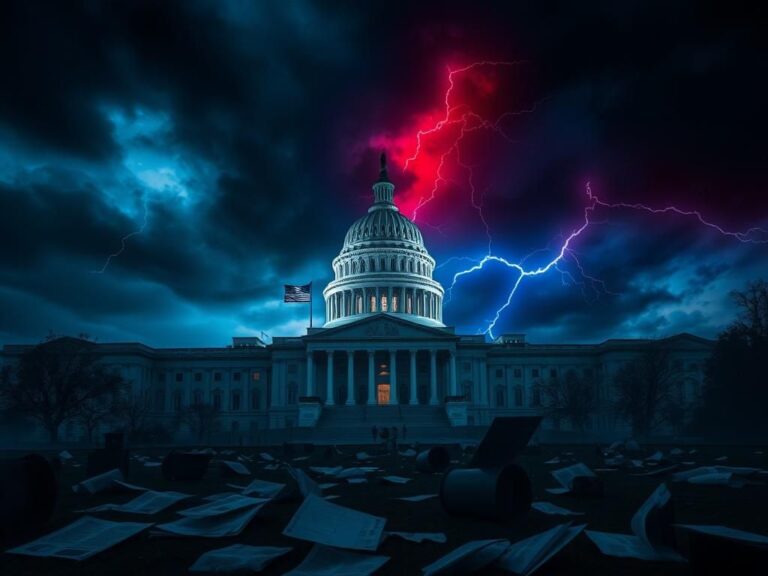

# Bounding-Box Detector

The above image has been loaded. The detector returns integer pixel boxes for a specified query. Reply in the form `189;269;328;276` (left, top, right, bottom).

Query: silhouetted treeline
693;279;768;441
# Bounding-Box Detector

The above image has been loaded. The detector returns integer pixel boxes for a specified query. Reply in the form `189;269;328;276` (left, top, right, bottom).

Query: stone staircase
296;404;454;444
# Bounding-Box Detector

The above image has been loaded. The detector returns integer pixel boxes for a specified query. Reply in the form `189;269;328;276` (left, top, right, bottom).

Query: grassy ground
0;443;766;575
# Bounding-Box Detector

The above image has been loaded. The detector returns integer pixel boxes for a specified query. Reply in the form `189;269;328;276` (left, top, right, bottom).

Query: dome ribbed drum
323;154;445;328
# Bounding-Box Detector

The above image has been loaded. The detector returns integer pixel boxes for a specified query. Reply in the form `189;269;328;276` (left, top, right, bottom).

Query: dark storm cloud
0;0;766;344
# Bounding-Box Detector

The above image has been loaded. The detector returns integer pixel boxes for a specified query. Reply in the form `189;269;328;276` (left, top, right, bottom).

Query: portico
303;314;458;407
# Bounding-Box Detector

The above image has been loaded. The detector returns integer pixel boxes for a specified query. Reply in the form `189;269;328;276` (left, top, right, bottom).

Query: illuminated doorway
377;383;390;404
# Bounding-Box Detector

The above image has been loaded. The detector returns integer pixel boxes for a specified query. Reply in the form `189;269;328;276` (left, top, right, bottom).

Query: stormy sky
1;1;767;346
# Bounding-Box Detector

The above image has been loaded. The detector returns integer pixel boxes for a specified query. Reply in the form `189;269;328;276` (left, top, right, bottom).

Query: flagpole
309;282;313;329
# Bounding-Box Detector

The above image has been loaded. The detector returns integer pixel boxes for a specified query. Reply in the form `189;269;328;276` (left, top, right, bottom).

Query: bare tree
545;369;597;436
114;393;151;441
183;402;220;443
614;342;682;437
0;335;125;443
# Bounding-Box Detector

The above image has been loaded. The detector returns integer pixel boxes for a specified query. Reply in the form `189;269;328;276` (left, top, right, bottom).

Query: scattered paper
715;456;729;462
282;494;386;551
284;544;389;576
346;478;367;484
228;478;286;498
292;456;311;462
549;463;596;493
399;449;417;457
586;483;685;562
675;524;768;546
260;452;275;462
220;460;251;476
310;466;343;476
143;461;162;468
178;494;268;518
154;503;264;538
422;539;509;576
585;531;685;562
393;494;438;502
189;544;292;573
78;490;191;515
318;483;338;490
288;466;322;497
544;457;561;465
380;475;411;484
59;450;73;460
72;469;124;495
7;516;151;560
531;501;584;516
497;523;586;576
386;531;447;543
356;452;373;460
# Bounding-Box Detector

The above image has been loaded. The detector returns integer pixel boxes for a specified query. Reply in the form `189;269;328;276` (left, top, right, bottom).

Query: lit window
381;295;388;312
370;295;377;312
406;295;412;313
392;295;398;312
356;295;363;314
252;371;261;381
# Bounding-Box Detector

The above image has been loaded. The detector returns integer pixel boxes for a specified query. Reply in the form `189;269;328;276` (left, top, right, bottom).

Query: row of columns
306;349;457;405
326;286;443;323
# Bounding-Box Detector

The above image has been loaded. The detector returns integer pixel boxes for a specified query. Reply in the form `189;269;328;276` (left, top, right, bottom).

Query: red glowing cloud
367;61;534;224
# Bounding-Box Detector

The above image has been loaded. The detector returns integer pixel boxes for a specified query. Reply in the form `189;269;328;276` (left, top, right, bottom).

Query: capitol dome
323;153;445;328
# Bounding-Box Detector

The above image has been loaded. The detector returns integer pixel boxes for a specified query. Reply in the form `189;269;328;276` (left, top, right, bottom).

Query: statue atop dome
378;151;390;183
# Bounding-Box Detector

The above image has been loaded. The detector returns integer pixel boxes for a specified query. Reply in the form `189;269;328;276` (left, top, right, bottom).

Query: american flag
284;283;311;302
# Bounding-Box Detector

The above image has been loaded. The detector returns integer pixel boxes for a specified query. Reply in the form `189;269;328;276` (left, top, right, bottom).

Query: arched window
288;381;298;405
352;261;358;274
155;387;166;411
250;388;260;410
391;257;397;271
399;259;405;271
193;389;203;405
213;389;223;411
356;295;363;314
514;386;523;406
370;258;376;272
409;260;414;273
173;390;183;411
532;385;541;406
417;261;422;275
231;390;241;411
345;262;349;276
370;295;377;312
381;257;386;271
360;259;366;273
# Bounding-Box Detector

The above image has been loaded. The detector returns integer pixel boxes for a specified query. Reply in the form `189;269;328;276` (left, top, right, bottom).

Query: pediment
307;314;455;341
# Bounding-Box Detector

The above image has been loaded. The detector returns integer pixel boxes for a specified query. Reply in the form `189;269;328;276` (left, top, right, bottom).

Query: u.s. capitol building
2;157;713;443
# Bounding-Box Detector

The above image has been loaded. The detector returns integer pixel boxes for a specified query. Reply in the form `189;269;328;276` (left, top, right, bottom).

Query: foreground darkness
1;443;766;575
